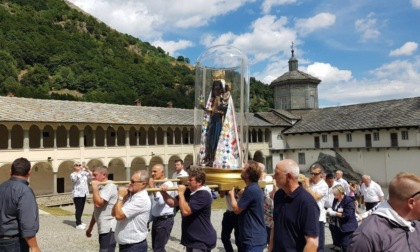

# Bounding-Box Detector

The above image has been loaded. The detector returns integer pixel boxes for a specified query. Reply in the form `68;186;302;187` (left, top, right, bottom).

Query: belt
155;214;174;220
0;234;19;240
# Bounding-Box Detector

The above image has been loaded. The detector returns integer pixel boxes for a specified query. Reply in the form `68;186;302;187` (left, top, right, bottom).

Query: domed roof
270;48;321;87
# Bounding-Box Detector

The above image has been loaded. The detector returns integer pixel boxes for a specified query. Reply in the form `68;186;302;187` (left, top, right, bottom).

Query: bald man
360;175;384;211
348;173;420;251
269;159;320;252
149;164;175;252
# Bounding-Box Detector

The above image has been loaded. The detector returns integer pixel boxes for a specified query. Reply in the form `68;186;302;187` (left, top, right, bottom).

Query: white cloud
201;15;296;63
261;0;296;14
389;42;418;56
67;0;253;40
318;57;420;105
354;13;380;42
152;40;194;56
411;0;420;9
294;13;336;36
304;62;352;83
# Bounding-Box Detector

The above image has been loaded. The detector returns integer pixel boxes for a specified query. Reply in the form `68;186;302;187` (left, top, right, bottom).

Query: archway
156;127;164;145
95;126;105;147
0;124;8;149
0;163;11;184
168;155;182;177
108;158;125;182
84;125;94;147
184;154;194;169
43;125;54;148
69;125;79;147
131;157;147;177
57;160;76;193
11;124;23;149
139;127;147;145
29;125;40;148
30;162;54;195
56;125;67;147
117;126;125;146
253;151;264;164
129;127;137;146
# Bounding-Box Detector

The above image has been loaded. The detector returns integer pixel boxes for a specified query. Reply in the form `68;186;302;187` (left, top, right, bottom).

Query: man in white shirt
171;159;188;187
360;175;384;211
303;163;328;252
112;170;151;252
335;170;350;195
86;166;117;252
149;164;175;252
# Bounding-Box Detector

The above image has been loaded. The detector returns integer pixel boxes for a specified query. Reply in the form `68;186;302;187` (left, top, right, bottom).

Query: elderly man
348;173;420;251
302;163;328;251
335;170;350;195
161;167;216;252
149;164;175;252
112;170;151;252
86;166;117;252
229;160;266;251
269;159;319;252
0;158;41;252
360;175;384;211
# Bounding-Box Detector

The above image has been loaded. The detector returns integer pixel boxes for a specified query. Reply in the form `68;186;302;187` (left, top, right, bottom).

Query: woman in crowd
326;185;358;252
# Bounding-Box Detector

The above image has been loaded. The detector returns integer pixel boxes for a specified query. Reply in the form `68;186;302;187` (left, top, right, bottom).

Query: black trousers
151;216;174;252
73;196;86;226
221;210;243;252
365;201;379;211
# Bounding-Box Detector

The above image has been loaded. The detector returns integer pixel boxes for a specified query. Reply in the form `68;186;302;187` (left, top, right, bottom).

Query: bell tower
270;44;321;114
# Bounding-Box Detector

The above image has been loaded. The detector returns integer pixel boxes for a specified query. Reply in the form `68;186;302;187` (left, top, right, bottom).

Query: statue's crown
212;70;225;80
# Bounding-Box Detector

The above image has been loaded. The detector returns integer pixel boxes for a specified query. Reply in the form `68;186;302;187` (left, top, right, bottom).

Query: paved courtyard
36;202;338;252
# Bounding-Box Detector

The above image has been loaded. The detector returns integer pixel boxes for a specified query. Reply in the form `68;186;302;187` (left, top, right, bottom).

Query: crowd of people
1;157;420;252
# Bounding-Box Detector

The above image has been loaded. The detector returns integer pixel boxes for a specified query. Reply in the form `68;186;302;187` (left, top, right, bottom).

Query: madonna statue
198;70;241;168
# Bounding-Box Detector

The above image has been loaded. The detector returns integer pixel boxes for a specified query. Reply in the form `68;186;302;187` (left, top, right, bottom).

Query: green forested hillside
0;0;273;111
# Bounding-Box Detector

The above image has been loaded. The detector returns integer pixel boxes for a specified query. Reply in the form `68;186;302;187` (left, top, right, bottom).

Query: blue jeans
119;240;147;252
0;237;28;252
99;231;116;252
242;243;265;252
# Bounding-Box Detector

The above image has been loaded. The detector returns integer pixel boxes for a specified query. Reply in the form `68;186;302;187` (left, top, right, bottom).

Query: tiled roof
254;112;292;126
270;70;321;86
271;109;301;120
284;97;420;134
0;96;272;127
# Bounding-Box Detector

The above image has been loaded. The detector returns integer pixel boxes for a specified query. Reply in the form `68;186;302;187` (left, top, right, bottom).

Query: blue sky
68;0;420;107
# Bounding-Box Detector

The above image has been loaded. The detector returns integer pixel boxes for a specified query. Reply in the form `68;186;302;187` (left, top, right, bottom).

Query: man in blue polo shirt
229;160;266;251
269;159;320;252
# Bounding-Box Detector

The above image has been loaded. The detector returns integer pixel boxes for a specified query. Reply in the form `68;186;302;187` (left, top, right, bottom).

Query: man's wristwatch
118;196;124;201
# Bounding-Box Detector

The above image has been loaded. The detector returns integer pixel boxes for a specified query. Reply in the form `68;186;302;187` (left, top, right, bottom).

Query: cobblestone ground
37;203;337;252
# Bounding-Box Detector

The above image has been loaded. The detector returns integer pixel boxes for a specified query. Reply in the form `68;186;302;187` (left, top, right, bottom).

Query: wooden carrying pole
92;180;273;192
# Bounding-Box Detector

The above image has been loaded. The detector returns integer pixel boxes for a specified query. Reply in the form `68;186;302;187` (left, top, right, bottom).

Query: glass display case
193;45;250;169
